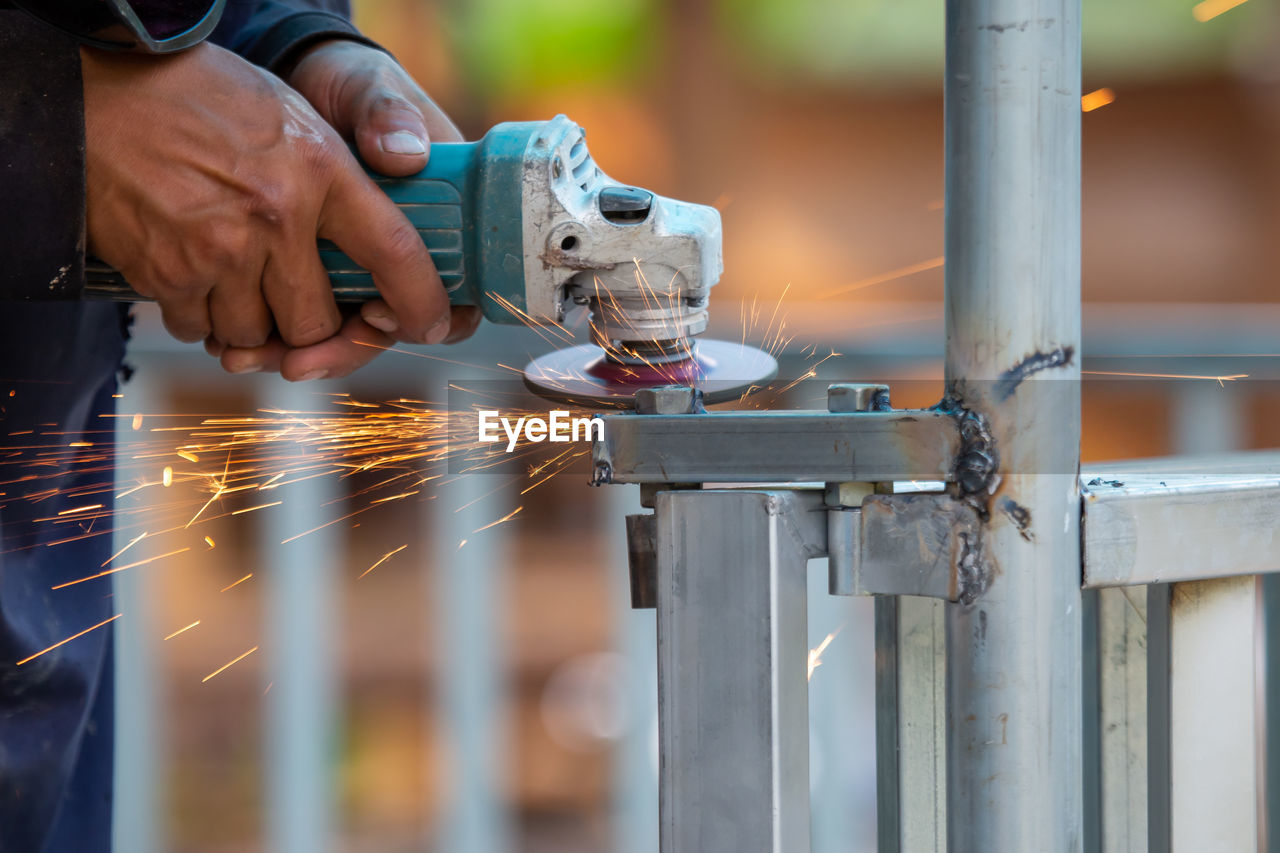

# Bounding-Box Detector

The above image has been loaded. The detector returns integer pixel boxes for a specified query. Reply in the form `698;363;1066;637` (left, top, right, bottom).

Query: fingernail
299;369;329;382
228;361;262;374
364;310;398;333
425;318;450;345
381;130;427;156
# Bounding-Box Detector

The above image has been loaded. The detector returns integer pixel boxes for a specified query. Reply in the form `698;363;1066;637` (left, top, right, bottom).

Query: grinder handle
83;138;502;309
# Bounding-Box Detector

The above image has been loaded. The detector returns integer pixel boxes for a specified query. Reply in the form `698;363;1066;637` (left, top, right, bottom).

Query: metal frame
597;0;1280;849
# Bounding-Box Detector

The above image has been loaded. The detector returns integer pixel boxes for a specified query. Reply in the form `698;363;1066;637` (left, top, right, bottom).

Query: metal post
112;364;163;853
428;442;513;853
608;486;659;853
876;594;947;853
263;377;339;853
655;489;813;853
943;0;1083;848
1167;577;1262;849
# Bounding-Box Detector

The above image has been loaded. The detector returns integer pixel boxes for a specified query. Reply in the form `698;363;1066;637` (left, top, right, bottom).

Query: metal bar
112;371;163;853
1146;584;1172;853
1081;453;1280;588
429;442;513;853
1167;577;1262;850
655;489;815;853
942;0;1083;848
608;486;660;853
262;377;339;853
808;560;875;853
1094;587;1149;853
876;595;947;853
594;410;959;485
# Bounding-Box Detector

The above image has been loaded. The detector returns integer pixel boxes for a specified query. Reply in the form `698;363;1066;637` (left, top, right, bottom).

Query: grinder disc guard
523;339;778;409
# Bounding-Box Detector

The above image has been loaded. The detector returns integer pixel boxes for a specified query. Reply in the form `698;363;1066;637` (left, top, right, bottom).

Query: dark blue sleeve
211;0;386;75
0;10;86;299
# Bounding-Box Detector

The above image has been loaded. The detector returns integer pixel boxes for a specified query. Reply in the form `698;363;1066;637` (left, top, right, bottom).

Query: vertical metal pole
608;486;659;853
263;377;339;853
1093;587;1149;853
656;490;811;853
809;568;875;853
429;457;513;853
943;0;1083;848
1168;577;1262;850
112;363;163;853
876;595;947;853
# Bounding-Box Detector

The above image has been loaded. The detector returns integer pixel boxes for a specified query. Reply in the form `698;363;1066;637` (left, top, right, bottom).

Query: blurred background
111;0;1280;850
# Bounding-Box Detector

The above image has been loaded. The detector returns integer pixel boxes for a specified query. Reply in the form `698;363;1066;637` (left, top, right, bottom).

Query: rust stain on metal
956;527;995;605
995;346;1074;401
998;497;1034;541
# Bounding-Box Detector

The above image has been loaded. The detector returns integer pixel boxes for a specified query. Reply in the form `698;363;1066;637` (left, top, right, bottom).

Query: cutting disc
523;339;778;409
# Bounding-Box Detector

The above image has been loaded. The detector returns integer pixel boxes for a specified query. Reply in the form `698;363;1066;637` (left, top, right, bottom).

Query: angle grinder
80;115;776;408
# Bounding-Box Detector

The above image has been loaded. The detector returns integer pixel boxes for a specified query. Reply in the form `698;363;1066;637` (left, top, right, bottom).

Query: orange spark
57;503;103;516
358;544;408;579
52;547;191;589
204;535;216;549
164;620;201;641
472;505;524;534
220;573;253;592
16;614;121;666
132;413;144;431
176;450;199;463
202;646;258;683
231;500;282;516
818;256;944;299
162;466;173;487
1193;0;1247;22
1081;88;1115;112
102;531;147;567
1083;370;1247;387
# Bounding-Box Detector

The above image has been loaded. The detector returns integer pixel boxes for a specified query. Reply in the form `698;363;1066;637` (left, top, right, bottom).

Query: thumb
354;89;431;177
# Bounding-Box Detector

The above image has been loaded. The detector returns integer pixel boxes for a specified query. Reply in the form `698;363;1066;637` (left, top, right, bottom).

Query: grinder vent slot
569;137;600;192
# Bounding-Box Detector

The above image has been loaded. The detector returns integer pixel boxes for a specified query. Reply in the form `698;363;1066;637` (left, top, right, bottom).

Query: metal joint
829;493;982;601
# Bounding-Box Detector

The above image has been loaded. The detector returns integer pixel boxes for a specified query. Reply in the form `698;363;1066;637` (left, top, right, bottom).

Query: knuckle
247;181;292;227
370;221;427;271
368;89;419;117
282;312;339;347
201;224;252;271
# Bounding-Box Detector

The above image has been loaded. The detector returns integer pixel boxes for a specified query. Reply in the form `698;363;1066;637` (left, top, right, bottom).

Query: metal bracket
829;493;982;602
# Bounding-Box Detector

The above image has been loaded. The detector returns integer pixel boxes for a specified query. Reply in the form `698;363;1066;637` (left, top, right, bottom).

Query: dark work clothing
213;0;380;76
0;303;127;853
0;2;373;849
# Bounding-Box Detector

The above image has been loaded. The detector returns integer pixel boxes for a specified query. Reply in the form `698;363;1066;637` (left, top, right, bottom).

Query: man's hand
209;39;482;378
82;42;456;380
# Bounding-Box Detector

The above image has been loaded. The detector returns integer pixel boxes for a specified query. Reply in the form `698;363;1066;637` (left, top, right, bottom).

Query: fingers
351;86;465;175
318;159;451;344
216;305;476;380
220;336;287;375
217;315;387;380
208;279;273;348
443;305;482;344
157;289;213;343
352;87;431;177
261;235;343;348
278;315;391;381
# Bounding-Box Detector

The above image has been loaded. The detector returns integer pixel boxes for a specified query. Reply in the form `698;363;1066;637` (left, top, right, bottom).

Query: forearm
0;10;85;299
